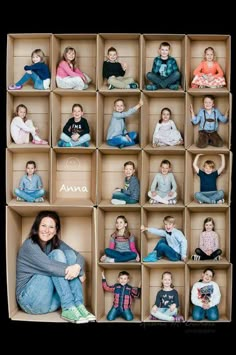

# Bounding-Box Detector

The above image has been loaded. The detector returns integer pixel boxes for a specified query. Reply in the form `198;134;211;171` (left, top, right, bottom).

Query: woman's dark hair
29;210;61;250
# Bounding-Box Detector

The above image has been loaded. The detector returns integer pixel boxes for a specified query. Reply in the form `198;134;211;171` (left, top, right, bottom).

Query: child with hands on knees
106;98;143;148
58;103;91;147
190;95;228;148
148;159;178;205
111;161;140;205
11;104;48;145
152;107;183;147
191;268;221;321
141;216;187;262
56;47;91;90
14;160;45;203
103;47;138;89
150;271;184;322
9;49;50;90
191;217;222;261
100;215;140;263
193;153;225;204
191;47;226;89
102;270;141;321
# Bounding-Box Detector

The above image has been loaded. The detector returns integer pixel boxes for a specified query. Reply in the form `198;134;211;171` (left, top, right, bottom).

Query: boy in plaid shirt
102;270;141;321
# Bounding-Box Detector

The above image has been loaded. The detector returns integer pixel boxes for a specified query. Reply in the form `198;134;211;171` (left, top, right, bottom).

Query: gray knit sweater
16;238;85;299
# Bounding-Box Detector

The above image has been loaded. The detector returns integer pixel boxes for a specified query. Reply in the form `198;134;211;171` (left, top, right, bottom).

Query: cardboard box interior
6;205;96;322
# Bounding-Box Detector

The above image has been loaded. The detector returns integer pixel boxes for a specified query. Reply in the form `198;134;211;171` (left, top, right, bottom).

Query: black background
0;15;235;343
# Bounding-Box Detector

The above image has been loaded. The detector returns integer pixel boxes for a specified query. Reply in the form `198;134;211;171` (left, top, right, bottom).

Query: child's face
160;163;170;175
202;270;213;283
17;107;27;120
118;274;129;286
66;50;76;62
164;221;175;233
114;100;125;112
26;164;36;176
39;217;56;245
159;46;170;59
124;164;135;178
203;97;214;110
107;51;117;62
72;106;83;121
205;49;214;62
116;218;127;231
161;110;170;122
205;221;214;232
203;164;213;174
32;54;41;63
162;274;172;288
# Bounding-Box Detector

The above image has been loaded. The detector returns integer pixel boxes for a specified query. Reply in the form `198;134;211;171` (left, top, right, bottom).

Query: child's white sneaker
111;199;126;205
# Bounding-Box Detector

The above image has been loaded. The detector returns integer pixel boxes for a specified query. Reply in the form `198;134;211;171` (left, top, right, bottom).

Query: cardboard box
7;34;52;91
6;148;50;205
186;35;231;91
185;263;232;322
7;91;51;148
142;264;185;321
51;149;97;206
142;34;185;91
52;34;97;91
186;92;232;150
185;207;230;261
51;91;97;149
97;33;141;91
185;151;232;206
141;92;185;150
6;205;96;322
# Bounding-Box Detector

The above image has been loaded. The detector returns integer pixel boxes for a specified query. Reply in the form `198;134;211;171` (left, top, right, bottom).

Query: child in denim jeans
141;216;187;262
193;153;225;204
191;268;221;321
58;103;91;147
150;271;184;322
14;160;45;203
8;49;50;90
102;270;141;321
146;42;181;91
16;210;96;323
111;161;140;205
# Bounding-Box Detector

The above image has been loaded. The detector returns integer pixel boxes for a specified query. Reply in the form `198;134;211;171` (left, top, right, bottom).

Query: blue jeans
16;71;44;90
192;305;219;321
107;306;133;321
105;248;137;262
17;249;83;314
107;131;138;147
14;188;45;202
146;71;180;89
112;191;138;204
194;190;224;204
151;307;177;321
60;132;91;146
154;238;181;261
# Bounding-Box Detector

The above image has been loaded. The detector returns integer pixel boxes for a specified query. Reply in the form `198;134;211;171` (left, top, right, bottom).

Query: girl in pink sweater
100;215;140;263
191;217;222;261
56;47;92;90
191;47;226;89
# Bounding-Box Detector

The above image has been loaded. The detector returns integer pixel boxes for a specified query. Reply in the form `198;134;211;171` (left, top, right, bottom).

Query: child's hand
125;134;132;142
168;191;174;197
121;62;127;70
140;225;147;232
181;256;186;262
101;271;105;279
136;254;140;262
79;274;86;283
206;249;213;256
151;305;158;312
169;304;176;312
151;191;157;197
190;104;194;115
72;133;79;141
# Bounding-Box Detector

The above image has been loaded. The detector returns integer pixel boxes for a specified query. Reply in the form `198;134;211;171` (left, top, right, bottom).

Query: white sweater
191;281;221;308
